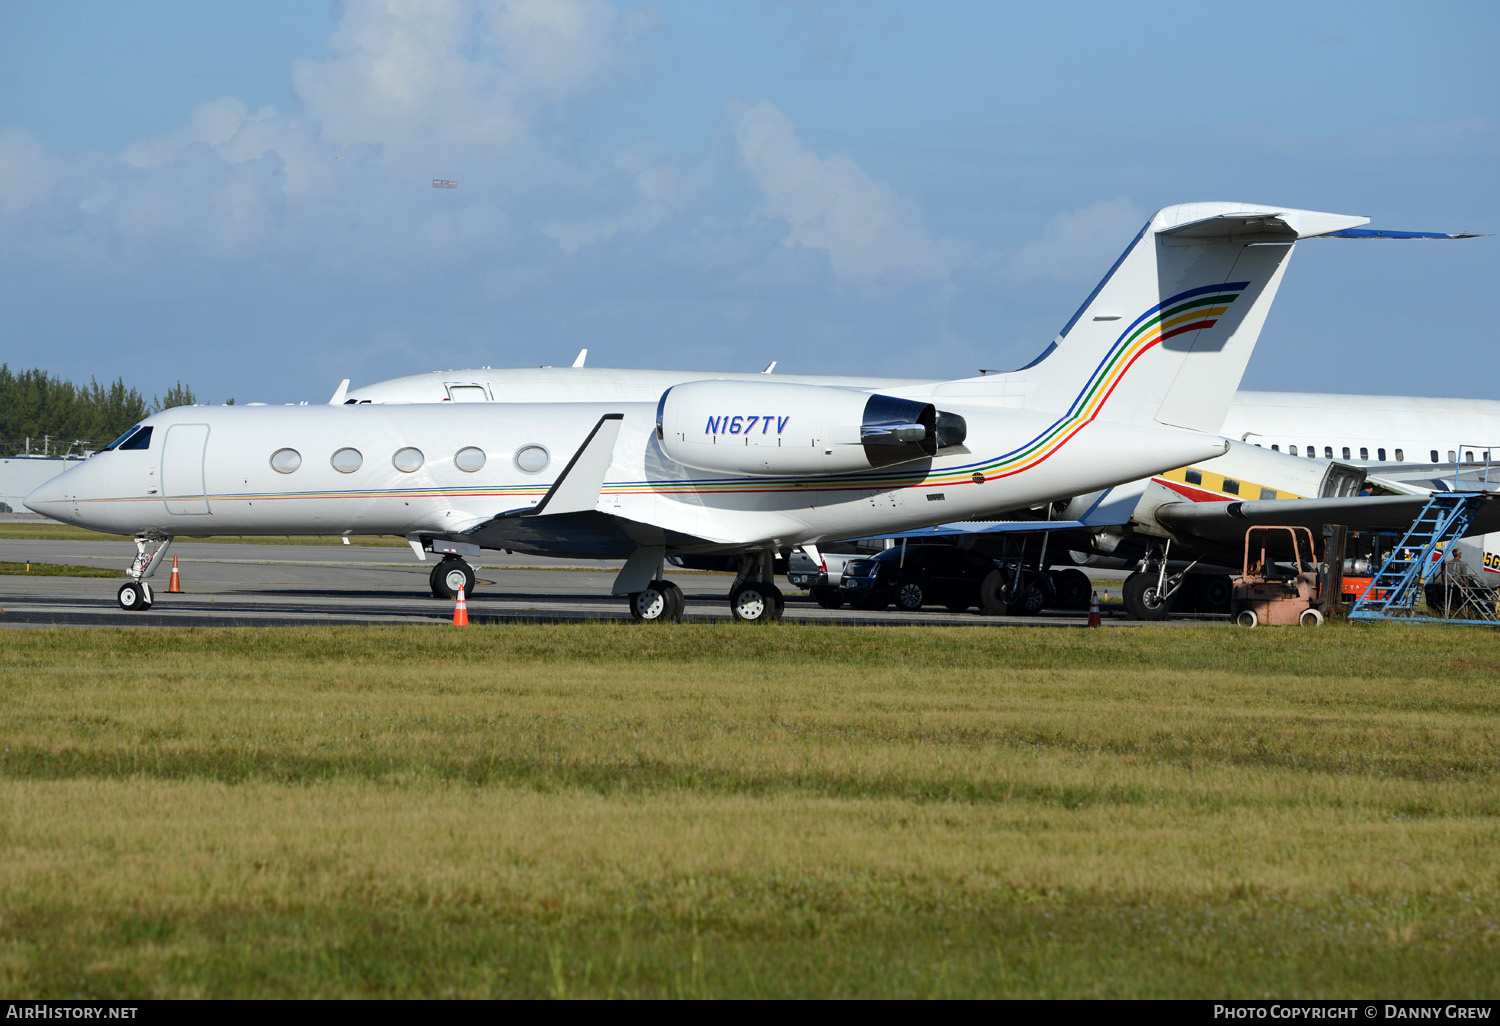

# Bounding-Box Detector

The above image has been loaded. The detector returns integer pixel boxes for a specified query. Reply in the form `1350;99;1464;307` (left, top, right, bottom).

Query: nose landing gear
116;532;172;610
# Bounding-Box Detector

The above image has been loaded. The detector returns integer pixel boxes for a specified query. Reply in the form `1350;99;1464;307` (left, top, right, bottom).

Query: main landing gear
629;579;685;623
728;551;784;623
429;556;476;600
115;532;173;611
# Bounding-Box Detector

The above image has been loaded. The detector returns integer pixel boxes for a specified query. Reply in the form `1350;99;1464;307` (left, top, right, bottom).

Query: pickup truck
787;549;865;608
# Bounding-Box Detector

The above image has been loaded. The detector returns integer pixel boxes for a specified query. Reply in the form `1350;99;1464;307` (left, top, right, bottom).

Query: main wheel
660;579;686;621
730;582;783;623
431;559;476;600
894;581;926;612
1235;609;1259;628
811;585;843;609
979;569;1011;615
1123;571;1172;621
117;582;148;611
1299;607;1324;627
1052;568;1092;610
630;580;683;623
1012;580;1047;616
1201;574;1233;614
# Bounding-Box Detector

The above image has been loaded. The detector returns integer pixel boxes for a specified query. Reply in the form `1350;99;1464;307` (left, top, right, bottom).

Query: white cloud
0;0;653;269
540;149;684;252
730;99;970;283
119;98;272;169
0;126;57;212
1006;198;1146;282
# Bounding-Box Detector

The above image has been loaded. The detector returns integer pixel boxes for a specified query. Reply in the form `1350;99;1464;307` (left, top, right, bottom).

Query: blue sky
1;0;1496;404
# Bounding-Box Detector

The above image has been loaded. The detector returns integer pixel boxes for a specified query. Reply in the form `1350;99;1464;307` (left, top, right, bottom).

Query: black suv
839;545;1003;612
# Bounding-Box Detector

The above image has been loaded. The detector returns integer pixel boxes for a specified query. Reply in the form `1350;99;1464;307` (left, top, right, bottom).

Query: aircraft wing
845;519;1086;543
1153;493;1500;546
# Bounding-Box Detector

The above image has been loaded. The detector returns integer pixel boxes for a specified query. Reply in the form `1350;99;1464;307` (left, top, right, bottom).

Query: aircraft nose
23;475;74;522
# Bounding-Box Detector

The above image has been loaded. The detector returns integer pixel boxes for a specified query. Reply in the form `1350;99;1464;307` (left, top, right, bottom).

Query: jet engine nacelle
656;380;966;477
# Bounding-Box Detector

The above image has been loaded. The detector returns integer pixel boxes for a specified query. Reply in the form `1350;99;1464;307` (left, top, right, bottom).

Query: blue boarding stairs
1348;492;1492;624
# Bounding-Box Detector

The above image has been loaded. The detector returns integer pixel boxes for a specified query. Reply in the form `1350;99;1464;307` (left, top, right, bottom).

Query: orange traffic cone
452;587;469;626
1087;590;1101;628
167;555;182;593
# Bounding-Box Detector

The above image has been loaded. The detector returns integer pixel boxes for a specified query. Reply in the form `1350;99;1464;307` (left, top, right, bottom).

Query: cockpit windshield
101;425;152;452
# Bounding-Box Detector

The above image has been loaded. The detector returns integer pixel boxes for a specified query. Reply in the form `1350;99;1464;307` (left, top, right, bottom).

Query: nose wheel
117;581;153;611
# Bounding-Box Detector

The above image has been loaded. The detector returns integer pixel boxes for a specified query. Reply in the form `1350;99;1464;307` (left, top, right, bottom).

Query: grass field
0;561;123;577
2;623;1498;998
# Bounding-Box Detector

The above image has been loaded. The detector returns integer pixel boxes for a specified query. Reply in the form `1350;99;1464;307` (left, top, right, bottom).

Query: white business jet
28;201;1369;621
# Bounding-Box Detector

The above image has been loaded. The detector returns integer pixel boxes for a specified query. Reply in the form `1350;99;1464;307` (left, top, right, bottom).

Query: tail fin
971;202;1370;432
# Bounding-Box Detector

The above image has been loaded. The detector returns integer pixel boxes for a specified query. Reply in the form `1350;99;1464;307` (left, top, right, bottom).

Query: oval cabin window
393;447;425;473
270;448;302;474
331;448;363;474
454;447;487;473
515;445;550;474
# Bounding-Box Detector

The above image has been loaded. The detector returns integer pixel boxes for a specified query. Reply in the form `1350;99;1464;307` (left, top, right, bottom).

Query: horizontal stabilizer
1321;228;1486;240
1158;208;1368;241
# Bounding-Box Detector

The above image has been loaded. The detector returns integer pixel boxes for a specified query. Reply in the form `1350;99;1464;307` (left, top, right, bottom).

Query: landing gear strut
1122;540;1200;620
116;532;172;610
728;551;784;623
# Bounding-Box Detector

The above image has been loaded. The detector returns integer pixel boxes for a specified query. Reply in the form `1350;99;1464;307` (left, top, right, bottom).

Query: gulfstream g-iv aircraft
28;202;1383;620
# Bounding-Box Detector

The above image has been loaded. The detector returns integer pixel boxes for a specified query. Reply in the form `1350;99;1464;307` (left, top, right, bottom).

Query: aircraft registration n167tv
27;202;1385;621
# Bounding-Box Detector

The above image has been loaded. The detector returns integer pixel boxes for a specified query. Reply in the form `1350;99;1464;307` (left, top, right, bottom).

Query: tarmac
0;527;1191;629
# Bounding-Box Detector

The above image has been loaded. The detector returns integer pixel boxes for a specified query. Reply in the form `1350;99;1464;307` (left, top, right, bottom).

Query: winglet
572;349;588;368
329;379;350;404
506;414;624;518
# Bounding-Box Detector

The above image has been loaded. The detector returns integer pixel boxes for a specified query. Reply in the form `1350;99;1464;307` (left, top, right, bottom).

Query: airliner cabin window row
393;448;425;473
1185;469;1203;486
1222;478;1240;495
1395;449;1404;461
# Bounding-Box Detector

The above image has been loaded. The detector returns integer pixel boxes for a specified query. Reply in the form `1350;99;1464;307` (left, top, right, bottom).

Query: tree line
0;365;222;456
